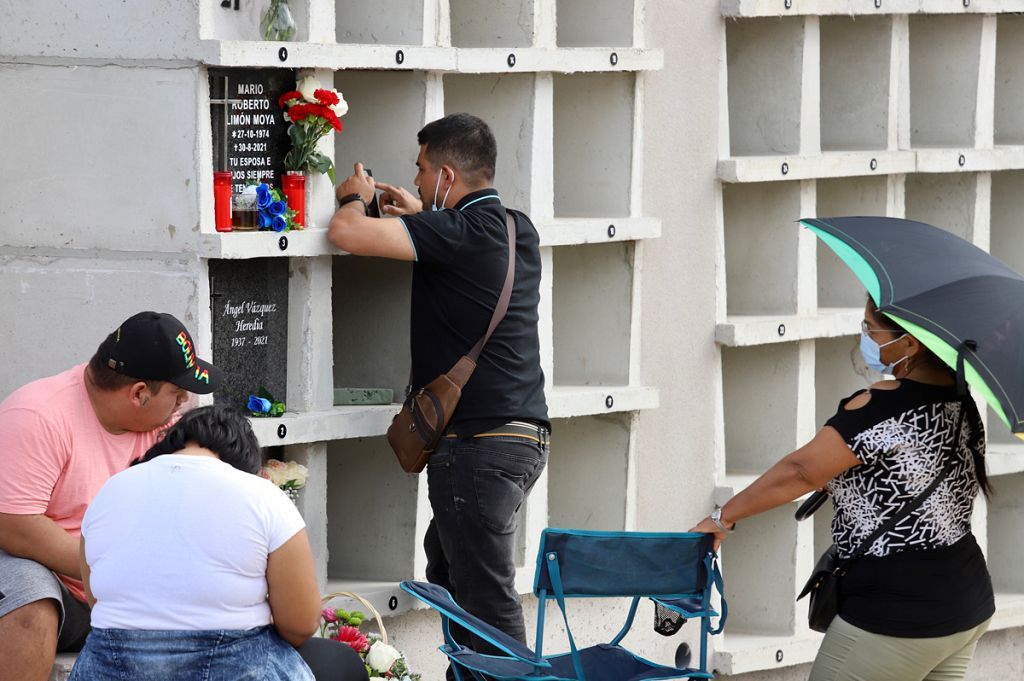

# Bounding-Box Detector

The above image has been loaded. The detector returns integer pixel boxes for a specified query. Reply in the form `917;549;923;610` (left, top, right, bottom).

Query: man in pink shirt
0;311;222;681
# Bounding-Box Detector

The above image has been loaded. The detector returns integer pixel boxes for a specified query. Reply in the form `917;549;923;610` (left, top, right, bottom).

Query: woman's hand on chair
690;517;731;552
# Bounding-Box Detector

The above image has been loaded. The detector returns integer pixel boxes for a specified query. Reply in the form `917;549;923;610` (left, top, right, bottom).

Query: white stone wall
639;1;1024;678
3;1;1024;680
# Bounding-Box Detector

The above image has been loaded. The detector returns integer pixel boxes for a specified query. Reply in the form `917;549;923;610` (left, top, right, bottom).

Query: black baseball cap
98;312;223;394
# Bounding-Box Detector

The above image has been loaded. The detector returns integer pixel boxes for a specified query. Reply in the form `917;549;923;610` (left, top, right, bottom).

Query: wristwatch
337;193;368;212
710;507;736;533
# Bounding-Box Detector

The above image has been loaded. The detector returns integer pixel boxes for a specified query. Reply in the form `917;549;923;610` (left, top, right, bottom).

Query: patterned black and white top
825;379;983;559
824;379;994;637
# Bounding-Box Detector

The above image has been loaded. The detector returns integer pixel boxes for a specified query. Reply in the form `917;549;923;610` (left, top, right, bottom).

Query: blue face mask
431;169;452;211
860;330;908;374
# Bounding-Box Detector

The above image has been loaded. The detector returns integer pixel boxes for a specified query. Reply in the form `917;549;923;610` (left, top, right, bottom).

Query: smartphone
362;168;383;218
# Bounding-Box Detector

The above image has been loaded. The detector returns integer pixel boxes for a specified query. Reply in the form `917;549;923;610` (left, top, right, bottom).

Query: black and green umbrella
801;216;1024;440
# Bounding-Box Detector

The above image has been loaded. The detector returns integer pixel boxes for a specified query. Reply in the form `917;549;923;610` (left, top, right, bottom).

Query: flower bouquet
260;459;309;503
278;77;348;183
255;182;300;232
320;605;421;680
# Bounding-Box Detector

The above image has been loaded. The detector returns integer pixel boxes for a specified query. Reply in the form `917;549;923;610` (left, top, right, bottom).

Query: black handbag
797;399;967;633
798;545;844;633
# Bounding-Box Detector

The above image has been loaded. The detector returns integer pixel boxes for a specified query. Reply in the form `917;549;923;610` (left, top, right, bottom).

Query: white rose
332;92;349;118
297;76;320;103
262;460;287;486
365;641;402;673
282;461;309;487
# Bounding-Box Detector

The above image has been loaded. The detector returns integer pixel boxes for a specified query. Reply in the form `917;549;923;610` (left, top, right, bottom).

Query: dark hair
88;339;163;395
417;113;497;186
136;404;262;475
866;294;992;498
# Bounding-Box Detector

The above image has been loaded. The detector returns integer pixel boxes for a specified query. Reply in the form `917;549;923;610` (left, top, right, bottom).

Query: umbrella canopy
801;216;1024;440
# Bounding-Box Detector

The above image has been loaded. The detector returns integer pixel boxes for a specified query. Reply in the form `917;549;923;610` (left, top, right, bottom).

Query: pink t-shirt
0;364;167;600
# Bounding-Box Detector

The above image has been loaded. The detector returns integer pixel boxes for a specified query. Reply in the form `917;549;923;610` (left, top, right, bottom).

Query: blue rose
256;183;272;208
268;200;286;216
247;395;272;414
271;215;288;232
258;211;272;229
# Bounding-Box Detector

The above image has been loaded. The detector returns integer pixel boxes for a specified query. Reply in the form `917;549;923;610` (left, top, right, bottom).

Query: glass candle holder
232;191;259;231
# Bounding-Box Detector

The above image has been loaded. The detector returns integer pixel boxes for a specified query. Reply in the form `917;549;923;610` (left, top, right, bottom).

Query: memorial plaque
209;67;295;194
209;259;289;408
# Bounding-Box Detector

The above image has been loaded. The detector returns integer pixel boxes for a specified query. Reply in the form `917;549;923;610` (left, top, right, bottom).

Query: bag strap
842;397;966;564
467;210;516;362
404;211;517;396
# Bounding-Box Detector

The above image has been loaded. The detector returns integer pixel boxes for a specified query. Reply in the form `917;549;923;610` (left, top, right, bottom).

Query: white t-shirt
83;454;305;630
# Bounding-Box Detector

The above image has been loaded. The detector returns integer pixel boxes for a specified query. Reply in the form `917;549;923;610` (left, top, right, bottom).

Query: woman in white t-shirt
69;405;321;681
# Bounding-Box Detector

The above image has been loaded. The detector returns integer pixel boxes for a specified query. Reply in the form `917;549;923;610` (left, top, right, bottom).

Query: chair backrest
533;528;716;599
400;581;541;664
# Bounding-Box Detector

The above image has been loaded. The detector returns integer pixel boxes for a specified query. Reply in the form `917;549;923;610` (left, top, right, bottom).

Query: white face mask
431;169;452;211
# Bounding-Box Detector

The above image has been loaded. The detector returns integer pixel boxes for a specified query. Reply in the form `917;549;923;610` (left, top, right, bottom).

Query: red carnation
322;108;343;132
278;90;303;109
314;88;340;106
331;625;369;654
286;103;314;122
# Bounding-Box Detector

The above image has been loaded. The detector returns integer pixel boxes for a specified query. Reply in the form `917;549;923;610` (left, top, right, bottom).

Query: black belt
446;420;549;446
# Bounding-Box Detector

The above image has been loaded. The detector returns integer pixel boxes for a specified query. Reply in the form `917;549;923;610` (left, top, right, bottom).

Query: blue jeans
68;625;314;681
424;434;549;662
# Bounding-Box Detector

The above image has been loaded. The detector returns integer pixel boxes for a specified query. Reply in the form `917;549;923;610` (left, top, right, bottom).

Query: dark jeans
424;434;548;669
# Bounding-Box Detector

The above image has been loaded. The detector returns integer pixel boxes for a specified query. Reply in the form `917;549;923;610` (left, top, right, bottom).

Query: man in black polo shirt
328;113;550;664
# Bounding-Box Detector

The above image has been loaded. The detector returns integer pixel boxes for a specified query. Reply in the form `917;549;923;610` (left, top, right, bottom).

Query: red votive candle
282;171;306;228
213;171;233;232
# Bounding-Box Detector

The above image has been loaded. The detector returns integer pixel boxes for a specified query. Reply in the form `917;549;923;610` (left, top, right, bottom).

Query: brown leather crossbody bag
387;212;516;473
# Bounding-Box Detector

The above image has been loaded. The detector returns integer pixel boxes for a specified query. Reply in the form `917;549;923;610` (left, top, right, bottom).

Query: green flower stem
284;118;334;177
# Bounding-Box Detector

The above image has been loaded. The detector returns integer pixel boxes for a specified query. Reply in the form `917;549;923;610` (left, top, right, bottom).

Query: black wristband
337;193;368;212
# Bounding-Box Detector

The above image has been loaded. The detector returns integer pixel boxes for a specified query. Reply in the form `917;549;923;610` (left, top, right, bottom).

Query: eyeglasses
861;319;904;335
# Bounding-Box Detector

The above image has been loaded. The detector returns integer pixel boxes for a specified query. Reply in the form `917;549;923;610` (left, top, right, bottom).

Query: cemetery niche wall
13;2;666;679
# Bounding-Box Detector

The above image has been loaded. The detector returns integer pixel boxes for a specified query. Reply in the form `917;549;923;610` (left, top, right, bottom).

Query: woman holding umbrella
693;216;1009;681
694;297;993;680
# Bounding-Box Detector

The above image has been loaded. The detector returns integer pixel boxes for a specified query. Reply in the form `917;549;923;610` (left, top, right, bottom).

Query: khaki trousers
808;616;991;681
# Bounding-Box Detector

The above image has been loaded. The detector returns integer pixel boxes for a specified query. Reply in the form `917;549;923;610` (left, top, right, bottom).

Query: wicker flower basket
320;590;388;644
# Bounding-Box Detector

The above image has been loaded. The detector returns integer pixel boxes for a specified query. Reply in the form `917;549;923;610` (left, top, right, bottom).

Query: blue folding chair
401;528;727;680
